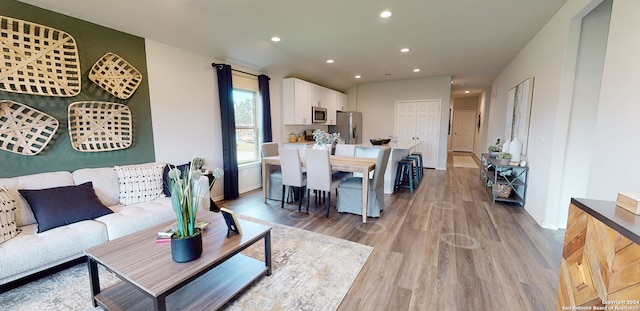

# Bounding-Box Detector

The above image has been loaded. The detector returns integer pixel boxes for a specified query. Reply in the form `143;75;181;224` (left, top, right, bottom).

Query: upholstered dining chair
337;147;391;217
333;143;356;181
261;142;284;201
278;147;306;212
304;149;339;217
334;144;356;157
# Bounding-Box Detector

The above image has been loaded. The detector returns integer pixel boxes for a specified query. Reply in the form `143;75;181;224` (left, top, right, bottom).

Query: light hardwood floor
221;152;564;311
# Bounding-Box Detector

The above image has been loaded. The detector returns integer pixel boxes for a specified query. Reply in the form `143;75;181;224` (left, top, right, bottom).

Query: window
233;89;259;164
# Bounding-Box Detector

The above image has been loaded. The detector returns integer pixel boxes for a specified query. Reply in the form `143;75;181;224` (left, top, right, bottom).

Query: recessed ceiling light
400;48;410;53
464;90;470;94
271;36;281;42
413;68;420;72
326;59;334;64
355;75;361;79
380;10;393;18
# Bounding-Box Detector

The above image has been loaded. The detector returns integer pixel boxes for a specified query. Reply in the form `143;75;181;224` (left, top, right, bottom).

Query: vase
209;199;220;212
171;228;202;263
499;158;510;165
313;144;330;151
508;137;522;162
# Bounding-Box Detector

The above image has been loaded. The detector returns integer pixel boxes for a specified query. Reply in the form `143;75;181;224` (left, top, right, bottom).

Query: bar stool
394;159;415;193
405;155;421;184
410;152;424;180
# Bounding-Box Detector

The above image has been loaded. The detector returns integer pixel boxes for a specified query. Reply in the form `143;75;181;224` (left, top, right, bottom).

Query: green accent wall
0;1;155;178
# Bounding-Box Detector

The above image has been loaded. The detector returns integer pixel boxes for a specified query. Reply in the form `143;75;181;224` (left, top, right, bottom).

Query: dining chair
337;147;391;217
334;144;356;157
262;142;285;201
333;143;356;181
278;147;306;212
304;149;338;217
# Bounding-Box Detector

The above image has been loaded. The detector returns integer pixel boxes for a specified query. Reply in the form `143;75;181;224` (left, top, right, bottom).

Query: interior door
415;100;441;168
451;110;476;152
395;101;417;143
395;100;441;168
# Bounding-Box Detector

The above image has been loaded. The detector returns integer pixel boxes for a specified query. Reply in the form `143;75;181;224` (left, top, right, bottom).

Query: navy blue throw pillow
163;162;190;197
19;182;113;233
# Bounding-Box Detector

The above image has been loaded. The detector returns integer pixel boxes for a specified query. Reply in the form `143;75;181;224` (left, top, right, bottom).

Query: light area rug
452;156;479;168
0;216;373;311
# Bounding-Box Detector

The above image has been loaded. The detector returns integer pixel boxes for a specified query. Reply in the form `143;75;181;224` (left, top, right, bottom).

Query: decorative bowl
370;138;391;145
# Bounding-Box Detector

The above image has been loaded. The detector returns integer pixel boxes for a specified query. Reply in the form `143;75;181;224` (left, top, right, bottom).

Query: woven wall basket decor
0;100;59;155
0;15;81;97
68;101;132;152
89;52;143;100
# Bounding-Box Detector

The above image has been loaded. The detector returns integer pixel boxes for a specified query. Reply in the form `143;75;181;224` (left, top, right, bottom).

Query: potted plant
488;145;500;158
498;152;512;165
192;157;205;171
312;129;340;150
167;162;211;263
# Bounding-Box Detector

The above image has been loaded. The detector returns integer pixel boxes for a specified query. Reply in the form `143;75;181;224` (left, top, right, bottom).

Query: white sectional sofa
0;162;209;286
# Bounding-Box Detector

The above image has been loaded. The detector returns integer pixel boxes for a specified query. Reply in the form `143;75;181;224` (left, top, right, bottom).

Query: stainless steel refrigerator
329;111;362;144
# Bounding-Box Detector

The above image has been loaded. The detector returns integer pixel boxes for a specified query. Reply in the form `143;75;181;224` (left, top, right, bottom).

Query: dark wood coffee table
85;211;271;311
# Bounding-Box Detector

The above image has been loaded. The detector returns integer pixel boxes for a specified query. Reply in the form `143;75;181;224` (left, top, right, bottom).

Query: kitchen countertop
355;140;422;150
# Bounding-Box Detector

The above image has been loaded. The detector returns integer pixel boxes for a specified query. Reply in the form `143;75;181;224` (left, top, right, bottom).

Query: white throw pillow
114;163;165;205
0;188;21;243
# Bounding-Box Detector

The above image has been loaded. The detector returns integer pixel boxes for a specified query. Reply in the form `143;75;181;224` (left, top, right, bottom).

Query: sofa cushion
72;167;120;206
18;182;114;233
114;163;165;205
0;171;75;227
0;188;20;243
0;221;108;283
162;162;190;197
96;197;176;240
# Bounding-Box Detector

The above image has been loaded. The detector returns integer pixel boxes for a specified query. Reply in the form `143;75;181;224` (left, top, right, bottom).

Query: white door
451;110;476;152
395;100;441;168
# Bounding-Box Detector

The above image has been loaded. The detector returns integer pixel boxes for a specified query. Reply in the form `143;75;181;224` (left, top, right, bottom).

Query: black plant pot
170;229;203;263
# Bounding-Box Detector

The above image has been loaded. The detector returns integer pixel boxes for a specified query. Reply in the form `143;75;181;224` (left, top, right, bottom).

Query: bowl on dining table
370;138;391;145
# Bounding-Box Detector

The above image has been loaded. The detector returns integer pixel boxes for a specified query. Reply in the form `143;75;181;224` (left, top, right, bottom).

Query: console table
557;198;640;309
480;153;528;206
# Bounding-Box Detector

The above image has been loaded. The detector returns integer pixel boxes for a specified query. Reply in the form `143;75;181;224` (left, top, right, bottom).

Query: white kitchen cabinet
336;92;347;112
325;89;337;125
283;78;312;125
283;78;343;125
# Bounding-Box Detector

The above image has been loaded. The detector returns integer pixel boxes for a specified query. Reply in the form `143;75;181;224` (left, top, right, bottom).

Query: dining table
261;155;377;223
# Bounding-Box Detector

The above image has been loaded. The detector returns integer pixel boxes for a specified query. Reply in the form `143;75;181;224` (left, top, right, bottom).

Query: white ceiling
19;0;568;97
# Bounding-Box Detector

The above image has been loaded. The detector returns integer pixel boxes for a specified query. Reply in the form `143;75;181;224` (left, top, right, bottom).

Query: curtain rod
211;62;261;78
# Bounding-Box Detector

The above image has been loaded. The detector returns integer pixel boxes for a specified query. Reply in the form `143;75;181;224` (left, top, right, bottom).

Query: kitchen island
355;141;422;194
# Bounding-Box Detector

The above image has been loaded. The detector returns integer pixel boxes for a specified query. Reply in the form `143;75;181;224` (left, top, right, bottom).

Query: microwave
312;106;327;123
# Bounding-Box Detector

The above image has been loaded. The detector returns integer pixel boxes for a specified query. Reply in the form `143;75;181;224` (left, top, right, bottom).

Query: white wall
557;0;611;229
488;0;604;228
145;39;285;200
486;0;640;229
587;0;640;199
474;89;491;158
348;76;452;169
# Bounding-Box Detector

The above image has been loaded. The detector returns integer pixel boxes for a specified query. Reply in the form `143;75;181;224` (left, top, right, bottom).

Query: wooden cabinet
557;200;640;309
336;92;347;112
283;78;312;125
282;78;345;125
480;153;528;206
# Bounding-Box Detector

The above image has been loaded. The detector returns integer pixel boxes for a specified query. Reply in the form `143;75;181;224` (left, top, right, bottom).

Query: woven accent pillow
114;163;165;205
0;188;21;243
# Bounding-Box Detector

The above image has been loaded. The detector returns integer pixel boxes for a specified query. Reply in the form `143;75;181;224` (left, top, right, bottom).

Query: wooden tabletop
85;211;271;296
